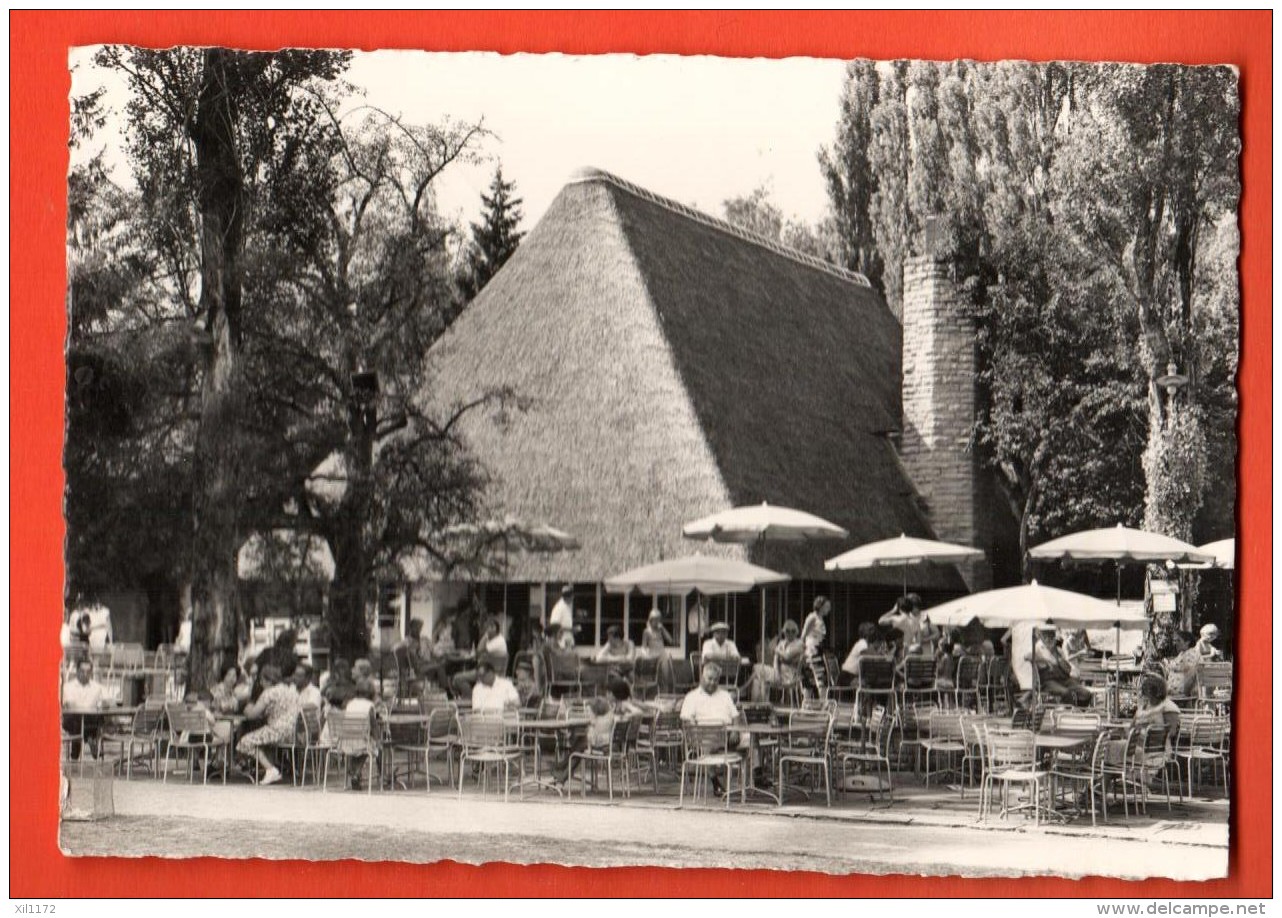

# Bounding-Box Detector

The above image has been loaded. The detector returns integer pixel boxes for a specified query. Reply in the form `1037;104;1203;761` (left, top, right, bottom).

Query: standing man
548;585;575;645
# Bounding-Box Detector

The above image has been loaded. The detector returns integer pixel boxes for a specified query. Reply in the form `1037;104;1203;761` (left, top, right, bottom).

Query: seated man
62;660;108;759
700;622;741;663
470;660;521;714
451;618;509;698
513;660;541;709
679;661;747;793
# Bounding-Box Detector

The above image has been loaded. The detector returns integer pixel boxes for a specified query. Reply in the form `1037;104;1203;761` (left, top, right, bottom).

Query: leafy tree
866;62;910;317
458;165;524;300
721;185;836;263
819;60;882;284
75;47;510;679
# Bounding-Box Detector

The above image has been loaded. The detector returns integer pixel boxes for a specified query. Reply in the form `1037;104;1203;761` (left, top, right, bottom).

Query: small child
586;695;616;750
342;679;379;790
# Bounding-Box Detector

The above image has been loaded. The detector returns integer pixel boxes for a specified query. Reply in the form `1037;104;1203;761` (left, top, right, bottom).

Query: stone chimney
900;248;991;591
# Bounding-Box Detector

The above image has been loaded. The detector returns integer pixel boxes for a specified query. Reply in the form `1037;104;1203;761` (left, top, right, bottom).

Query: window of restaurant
598;589;625;647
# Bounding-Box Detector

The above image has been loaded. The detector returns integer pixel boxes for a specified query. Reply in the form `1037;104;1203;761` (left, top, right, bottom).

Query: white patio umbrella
925;580;1150;631
926;580;1150;670
824;533;984;598
1178;538;1236;570
1028;523;1214;604
604;554;789;596
683;501;846;643
441;517;580;618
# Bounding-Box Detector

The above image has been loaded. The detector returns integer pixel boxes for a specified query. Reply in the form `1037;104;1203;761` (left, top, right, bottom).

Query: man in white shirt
293;664;323;709
548;586;575;638
680;661;739;725
700;622;740;662
471;661;521;714
62;660;108;759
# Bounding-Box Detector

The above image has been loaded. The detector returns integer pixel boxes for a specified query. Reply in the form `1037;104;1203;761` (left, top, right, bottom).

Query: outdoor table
729;722;789;804
63;705;139;771
515;716;591;795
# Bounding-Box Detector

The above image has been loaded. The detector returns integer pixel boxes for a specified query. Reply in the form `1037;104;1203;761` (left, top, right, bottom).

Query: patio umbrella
440;517;580;619
824;533;984;598
926;580;1149;671
925;580;1149;631
1178;538;1236;570
683;501;846;643
1028;524;1214;604
603;554;789;596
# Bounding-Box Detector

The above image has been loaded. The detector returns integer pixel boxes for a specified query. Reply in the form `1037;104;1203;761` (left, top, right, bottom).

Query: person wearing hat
1195;623;1223;661
701;621;741;663
548;585;575;636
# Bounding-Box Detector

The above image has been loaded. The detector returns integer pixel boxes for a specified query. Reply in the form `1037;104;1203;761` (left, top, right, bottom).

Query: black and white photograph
59;47;1239;880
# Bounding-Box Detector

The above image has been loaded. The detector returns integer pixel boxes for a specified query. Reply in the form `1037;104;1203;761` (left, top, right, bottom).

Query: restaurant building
410;167;1021;655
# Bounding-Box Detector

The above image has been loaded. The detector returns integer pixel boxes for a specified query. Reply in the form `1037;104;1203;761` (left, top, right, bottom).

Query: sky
70;48;850;233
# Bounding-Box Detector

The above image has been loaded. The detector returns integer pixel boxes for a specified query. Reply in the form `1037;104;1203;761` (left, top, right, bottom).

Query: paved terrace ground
61;765;1228;879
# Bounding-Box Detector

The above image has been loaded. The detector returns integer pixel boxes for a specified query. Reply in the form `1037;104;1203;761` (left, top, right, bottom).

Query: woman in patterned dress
236;664;300;785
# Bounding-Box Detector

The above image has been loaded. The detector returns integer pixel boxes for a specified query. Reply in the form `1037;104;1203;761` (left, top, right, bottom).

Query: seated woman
451;617;509;698
638;609;675;691
594;625;636;673
551;695;616;786
747;619;803;702
235;664;301;786
209;664;245;715
1132;675;1181;747
1031;629;1094;707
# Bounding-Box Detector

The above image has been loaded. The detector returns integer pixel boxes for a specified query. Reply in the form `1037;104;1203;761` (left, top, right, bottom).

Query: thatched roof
425;167;959;590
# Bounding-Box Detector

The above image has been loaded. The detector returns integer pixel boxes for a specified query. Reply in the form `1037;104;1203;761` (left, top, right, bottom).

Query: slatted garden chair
456;714;523;801
778;709;834;807
980;726;1047;825
835;704;895;800
679;722;745;808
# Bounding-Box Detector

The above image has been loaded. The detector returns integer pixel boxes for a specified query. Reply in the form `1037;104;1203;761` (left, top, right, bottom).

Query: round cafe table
730;722;790;804
515;717;591;795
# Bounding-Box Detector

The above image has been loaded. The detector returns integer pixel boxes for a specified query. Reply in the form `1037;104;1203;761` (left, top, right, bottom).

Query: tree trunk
187;49;247;692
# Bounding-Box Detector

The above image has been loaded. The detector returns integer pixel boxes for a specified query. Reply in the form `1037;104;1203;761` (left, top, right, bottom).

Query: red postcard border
10;10;1272;898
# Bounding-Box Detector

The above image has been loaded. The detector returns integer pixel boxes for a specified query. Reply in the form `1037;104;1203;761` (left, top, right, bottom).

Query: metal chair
980;726;1047;825
679;722;745;808
901;656;939;710
297;705;328;787
568;717;633;800
162;704;227;785
100;704;164;779
919;710;966;788
1173;714;1230;799
953;655;982;710
777;709;834;806
322;709;380;794
1195;662;1233;712
456;714;523;801
835;704;895;800
854;656;896;719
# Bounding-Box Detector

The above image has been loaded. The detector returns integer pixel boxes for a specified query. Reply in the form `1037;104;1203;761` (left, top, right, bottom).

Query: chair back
1196;662;1233;700
651;710;684;746
1140;723;1171;762
927;710;964;741
112;643;145;671
716;658;741;687
426;706;459;741
330;709;377;755
670;659;696;692
132;704;165;738
955;655;981;691
858;657;896;691
607;717;632;753
689;652;702;676
786;710;832;752
682;722;730;758
300;704;323;744
578;662;610;695
822;652;841;687
984;726;1036;769
164;704;212;740
1051;711;1102;735
861;705;894;753
549;652;581;683
903;656;937;690
742;703;775;726
634;656;659;680
458;714;510;752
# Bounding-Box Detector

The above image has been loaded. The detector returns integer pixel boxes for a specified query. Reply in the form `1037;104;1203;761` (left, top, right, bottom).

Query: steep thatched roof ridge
597;172;955;588
567;167;874;289
425;168;959;590
424;178;745;581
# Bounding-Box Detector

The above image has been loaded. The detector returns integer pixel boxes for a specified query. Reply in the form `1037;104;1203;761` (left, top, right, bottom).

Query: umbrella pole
1116;564;1122;606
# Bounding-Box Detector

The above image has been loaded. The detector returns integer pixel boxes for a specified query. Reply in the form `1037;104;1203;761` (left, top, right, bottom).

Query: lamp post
1154;362;1189;426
